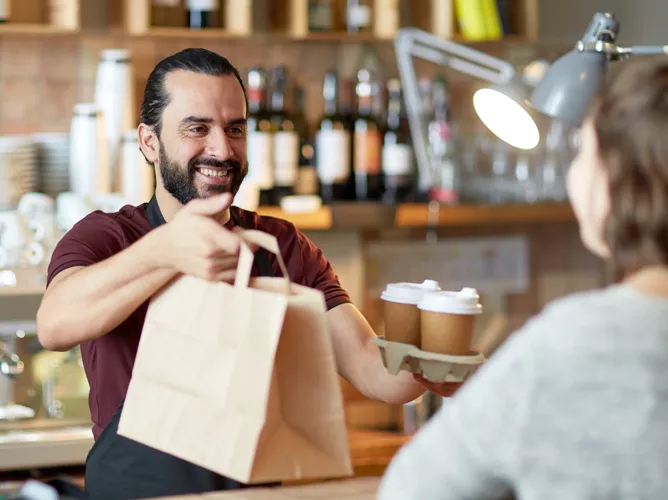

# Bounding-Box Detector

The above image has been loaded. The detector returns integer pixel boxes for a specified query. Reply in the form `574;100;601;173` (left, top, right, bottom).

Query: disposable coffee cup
380;280;440;347
418;288;482;355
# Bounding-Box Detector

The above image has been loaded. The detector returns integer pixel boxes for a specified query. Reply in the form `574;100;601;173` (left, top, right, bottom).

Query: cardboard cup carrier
380;280;440;347
373;287;484;383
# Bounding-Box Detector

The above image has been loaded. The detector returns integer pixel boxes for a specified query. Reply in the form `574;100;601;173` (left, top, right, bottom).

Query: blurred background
0;0;664;490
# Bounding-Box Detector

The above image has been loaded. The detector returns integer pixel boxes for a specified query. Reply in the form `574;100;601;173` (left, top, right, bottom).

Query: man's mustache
188;157;242;171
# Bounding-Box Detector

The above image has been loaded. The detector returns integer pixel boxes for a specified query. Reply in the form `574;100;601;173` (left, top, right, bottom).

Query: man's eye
189;126;207;134
228;127;244;136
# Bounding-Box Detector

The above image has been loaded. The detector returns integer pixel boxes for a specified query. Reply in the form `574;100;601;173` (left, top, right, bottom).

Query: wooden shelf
257;202;575;231
290;31;379;42
0;204;574;297
135;26;238;38
395;202;575;228
123;28;531;45
0;24;78;35
0;0;81;34
257;206;333;230
0;285;44;296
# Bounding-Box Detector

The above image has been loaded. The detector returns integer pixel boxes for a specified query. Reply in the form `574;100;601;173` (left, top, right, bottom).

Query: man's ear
138;123;159;164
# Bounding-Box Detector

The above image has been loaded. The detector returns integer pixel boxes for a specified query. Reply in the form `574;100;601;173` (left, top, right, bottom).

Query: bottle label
354;130;382;174
186;0;219;10
296;166;319;196
347;4;370;28
247;131;274;189
309;0;332;30
273;131;299;187
382;143;413;176
315;129;351;183
49;0;79;28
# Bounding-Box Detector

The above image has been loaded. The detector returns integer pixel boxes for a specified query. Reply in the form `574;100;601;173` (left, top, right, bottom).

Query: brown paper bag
117;230;353;484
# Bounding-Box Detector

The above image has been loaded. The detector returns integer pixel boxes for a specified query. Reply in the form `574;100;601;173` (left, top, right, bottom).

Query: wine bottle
308;0;333;32
151;0;182;26
346;0;371;33
427;74;459;204
0;0;9;23
315;71;352;203
269;67;299;203
186;0;220;29
353;68;383;201
247;68;275;206
293;85;319;197
382;78;414;203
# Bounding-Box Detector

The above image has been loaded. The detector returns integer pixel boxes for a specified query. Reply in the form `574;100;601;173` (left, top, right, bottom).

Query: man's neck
154;188;231;225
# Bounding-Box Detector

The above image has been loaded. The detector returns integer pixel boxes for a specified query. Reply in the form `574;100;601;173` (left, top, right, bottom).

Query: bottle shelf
257;205;333;230
123;0;538;42
0;284;45;296
0;0;81;35
257;202;574;231
0;202;572;297
0;0;537;42
394;202;574;228
0;23;78;35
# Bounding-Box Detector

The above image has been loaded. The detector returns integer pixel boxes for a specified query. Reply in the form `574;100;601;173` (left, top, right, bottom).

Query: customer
36;49;455;499
379;55;668;500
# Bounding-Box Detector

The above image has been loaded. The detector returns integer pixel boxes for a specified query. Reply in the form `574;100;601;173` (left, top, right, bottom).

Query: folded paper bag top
117;229;353;484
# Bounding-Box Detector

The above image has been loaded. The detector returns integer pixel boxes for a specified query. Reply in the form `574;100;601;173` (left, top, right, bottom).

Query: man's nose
205;129;233;159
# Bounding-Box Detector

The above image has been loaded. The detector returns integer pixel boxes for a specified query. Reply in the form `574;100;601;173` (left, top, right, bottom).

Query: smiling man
36;49;455;500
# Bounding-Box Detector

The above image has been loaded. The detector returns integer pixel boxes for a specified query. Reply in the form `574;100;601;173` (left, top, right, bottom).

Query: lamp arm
623;45;668;56
577;40;668;58
397;28;517;84
394;27;517;192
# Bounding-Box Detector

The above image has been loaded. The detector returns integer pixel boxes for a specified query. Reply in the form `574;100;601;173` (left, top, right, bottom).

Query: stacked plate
0;136;39;211
33;133;70;198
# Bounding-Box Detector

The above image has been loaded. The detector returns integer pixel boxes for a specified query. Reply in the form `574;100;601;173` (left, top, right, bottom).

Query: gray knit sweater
378;285;668;500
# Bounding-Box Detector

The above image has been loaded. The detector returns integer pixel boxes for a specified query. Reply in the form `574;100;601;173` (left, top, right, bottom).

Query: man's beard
158;141;247;205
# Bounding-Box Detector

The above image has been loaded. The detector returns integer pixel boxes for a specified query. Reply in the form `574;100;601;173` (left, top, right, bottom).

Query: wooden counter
157;477;381;499
0;428;410;491
347;429;411;477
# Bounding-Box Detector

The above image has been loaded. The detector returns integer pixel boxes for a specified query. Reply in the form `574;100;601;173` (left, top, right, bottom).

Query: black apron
84;196;277;500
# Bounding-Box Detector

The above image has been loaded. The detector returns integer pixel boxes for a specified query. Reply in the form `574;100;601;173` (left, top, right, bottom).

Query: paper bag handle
234;230;292;293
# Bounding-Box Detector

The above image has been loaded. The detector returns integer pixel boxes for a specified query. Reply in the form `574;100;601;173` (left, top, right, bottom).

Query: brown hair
590;55;668;277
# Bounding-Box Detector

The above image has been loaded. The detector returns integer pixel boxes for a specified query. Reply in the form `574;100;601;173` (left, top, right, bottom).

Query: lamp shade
530;49;609;127
473;84;541;150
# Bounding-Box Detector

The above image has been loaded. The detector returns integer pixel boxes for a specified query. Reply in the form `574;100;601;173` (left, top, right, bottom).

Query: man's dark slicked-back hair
140;48;247;136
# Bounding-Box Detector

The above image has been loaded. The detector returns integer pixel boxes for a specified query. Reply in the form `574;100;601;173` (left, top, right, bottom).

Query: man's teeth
199;168;229;178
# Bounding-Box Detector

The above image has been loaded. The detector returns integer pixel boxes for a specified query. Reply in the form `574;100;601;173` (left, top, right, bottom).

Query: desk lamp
531;11;668;127
394;28;540;194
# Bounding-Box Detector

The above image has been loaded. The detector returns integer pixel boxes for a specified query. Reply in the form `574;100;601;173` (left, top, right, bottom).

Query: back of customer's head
568;55;668;277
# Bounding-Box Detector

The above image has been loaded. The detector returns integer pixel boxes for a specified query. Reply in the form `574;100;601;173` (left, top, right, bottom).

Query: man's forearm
327;303;425;404
357;341;425;404
37;227;178;351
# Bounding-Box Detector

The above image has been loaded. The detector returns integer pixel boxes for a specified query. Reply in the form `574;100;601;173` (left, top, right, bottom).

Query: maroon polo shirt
46;204;350;440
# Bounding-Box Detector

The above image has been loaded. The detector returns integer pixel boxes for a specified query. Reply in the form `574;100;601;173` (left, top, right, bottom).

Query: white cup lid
381;279;441;305
418;287;483;314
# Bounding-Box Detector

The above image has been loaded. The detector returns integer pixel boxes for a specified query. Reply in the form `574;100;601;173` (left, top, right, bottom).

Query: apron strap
145;194;166;229
144;195;275;278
